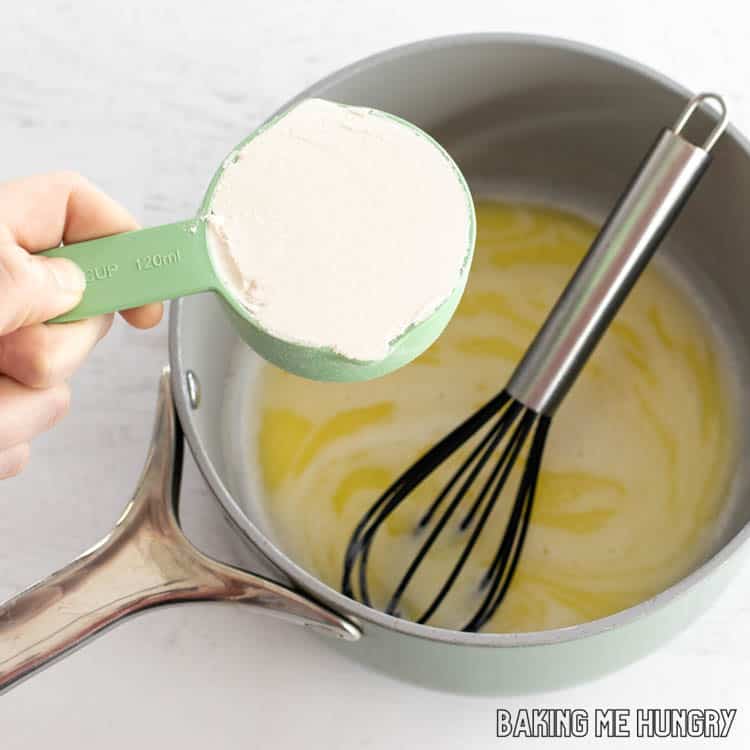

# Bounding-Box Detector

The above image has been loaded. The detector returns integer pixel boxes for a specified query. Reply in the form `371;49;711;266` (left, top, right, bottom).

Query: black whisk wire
342;389;551;631
466;415;550;631
341;390;510;606
385;399;523;620
407;406;534;625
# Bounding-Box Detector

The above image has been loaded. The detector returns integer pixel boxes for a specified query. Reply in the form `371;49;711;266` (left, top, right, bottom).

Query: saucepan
3;34;750;695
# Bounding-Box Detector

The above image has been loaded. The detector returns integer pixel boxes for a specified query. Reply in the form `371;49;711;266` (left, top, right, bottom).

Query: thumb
0;241;86;335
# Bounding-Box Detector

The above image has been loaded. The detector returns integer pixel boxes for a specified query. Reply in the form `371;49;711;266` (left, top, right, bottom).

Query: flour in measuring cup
206;98;473;361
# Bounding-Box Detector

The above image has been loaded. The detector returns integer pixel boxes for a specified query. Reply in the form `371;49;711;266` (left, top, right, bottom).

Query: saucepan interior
170;34;750;687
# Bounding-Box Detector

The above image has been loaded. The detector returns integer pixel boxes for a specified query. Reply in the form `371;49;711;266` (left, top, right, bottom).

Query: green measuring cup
41;101;475;382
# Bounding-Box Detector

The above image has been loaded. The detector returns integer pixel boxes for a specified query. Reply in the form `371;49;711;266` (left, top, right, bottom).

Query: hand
0;172;162;479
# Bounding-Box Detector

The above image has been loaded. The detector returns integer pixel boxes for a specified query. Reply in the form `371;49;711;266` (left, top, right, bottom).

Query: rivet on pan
186;370;201;409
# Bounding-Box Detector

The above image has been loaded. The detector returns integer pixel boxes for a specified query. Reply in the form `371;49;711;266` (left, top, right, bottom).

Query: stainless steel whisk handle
507;93;728;416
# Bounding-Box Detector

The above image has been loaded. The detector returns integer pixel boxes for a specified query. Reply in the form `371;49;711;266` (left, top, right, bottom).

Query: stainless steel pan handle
0;368;359;694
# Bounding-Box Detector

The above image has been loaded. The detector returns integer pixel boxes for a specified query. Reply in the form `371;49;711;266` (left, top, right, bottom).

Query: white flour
206;98;472;361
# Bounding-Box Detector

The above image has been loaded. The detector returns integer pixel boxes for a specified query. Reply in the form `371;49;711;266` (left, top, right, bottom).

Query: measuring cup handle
41;220;219;322
0;368;359;694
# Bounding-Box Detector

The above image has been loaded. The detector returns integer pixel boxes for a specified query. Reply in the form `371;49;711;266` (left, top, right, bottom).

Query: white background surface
2;1;750;747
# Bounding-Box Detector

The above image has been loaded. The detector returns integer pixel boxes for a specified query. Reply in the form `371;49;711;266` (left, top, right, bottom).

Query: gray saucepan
2;34;750;695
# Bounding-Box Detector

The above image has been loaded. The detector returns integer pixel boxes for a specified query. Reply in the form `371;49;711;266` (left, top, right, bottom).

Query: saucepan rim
169;31;750;647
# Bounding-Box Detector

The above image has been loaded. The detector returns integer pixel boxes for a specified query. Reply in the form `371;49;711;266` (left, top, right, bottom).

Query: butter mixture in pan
249;201;737;632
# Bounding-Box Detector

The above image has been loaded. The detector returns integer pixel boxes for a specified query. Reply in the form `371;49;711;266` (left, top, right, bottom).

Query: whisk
342;92;729;632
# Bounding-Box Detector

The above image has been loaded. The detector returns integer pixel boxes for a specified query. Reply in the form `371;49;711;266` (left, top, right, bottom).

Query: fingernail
48;258;86;295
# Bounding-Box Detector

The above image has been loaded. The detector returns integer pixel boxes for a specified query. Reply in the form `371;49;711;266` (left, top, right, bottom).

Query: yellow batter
251;201;737;632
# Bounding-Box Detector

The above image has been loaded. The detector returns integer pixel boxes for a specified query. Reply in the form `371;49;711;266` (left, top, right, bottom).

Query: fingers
0;171;138;250
0;231;87;334
0;313;109;481
0;443;30;479
0;172;164;329
0;315;113;389
0;377;70;450
0;173;162;482
121;302;164;329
